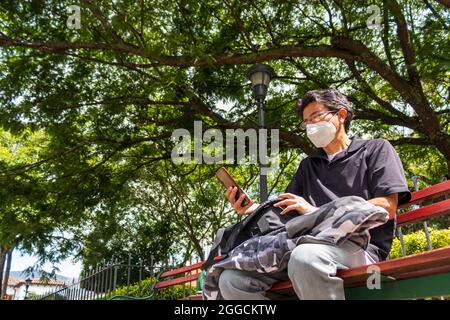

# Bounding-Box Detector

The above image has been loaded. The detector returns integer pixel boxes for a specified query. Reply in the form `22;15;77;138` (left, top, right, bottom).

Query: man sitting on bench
220;88;412;300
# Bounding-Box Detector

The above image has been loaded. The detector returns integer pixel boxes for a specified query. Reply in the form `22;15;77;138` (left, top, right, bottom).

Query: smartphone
215;167;251;207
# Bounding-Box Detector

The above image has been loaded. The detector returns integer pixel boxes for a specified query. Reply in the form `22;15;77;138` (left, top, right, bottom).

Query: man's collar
310;136;367;159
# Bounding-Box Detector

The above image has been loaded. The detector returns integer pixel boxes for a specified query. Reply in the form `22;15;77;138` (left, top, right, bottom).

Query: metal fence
34;254;201;300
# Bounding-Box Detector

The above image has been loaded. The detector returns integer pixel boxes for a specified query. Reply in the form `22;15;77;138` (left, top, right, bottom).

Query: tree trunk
1;248;13;300
436;0;450;9
0;245;6;300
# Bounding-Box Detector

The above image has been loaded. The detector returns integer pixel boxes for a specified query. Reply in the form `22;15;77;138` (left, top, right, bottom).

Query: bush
389;227;450;259
104;276;199;300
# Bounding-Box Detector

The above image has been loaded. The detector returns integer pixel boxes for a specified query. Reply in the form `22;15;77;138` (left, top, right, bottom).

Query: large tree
0;0;449;269
0;129;79;298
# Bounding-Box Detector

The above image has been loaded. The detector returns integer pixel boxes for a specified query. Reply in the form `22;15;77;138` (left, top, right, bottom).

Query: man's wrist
305;206;318;214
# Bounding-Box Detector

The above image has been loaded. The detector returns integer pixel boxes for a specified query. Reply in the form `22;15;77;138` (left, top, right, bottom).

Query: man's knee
288;244;330;278
218;269;234;291
218;269;246;298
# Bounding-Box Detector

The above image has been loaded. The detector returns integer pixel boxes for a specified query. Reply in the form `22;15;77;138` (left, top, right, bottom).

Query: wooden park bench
155;180;450;300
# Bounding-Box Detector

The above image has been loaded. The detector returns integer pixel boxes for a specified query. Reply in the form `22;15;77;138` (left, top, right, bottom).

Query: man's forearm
368;193;398;219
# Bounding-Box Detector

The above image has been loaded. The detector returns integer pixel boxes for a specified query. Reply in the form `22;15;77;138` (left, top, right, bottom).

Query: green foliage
390;228;450;259
26;292;39;300
103;277;198;300
0;128;78;273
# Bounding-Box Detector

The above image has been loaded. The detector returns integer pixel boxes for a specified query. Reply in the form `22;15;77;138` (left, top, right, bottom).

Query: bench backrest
396;180;450;227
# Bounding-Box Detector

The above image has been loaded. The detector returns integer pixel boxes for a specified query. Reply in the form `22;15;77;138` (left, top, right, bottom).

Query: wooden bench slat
270;246;450;292
389;264;450;281
155;273;200;289
160;262;204;278
160;256;222;278
269;280;293;292
339;246;450;287
180;294;203;300
396;198;450;226
399;180;450;208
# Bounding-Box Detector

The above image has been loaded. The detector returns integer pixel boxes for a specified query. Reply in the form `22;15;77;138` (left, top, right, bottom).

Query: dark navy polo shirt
285;136;411;261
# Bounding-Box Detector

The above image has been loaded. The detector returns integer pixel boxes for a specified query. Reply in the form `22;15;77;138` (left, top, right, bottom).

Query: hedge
104;276;199;300
389;228;450;259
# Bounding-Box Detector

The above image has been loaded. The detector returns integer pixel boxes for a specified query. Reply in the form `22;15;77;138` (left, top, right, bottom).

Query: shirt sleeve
285;160;304;196
367;139;411;206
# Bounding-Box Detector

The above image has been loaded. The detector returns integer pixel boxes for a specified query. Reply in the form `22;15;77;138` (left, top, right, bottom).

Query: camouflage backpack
202;197;298;270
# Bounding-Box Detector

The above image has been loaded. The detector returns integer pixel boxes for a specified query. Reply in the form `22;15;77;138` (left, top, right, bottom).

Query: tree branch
353;107;416;128
385;0;422;89
0;32;362;67
185;87;314;154
435;0;450;8
345;60;420;131
382;1;398;71
81;0;127;45
423;0;450;29
388;137;430;146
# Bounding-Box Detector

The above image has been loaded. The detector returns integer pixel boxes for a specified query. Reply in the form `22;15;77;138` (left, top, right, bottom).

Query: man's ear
338;108;347;124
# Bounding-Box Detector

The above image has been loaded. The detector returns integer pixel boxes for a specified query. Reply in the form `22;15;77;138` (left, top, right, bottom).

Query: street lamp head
246;64;276;101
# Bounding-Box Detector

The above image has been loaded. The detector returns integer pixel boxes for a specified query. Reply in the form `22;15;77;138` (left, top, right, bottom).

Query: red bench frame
155;180;450;299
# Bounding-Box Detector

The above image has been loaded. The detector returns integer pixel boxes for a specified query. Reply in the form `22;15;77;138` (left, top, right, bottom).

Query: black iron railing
34;255;194;300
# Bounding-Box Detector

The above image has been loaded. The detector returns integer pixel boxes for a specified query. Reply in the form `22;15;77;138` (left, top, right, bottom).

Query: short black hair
297;88;354;133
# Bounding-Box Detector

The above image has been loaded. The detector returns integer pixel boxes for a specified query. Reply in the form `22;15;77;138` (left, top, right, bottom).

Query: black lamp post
24;278;32;300
246;64;276;203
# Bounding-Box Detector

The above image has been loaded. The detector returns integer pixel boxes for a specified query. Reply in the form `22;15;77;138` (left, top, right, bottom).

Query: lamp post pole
257;97;268;202
246;64;275;203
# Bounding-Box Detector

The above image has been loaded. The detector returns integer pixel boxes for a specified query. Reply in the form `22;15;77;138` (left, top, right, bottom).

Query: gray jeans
218;240;376;300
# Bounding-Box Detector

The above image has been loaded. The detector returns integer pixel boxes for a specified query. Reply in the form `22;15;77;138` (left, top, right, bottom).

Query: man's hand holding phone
226;186;259;215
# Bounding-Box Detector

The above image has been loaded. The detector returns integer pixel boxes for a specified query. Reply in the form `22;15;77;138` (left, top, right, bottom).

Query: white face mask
306;113;338;148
